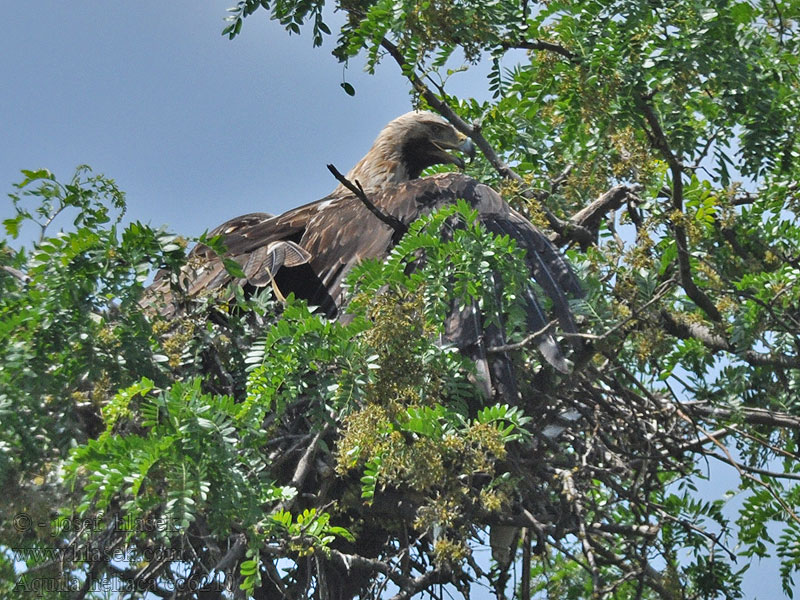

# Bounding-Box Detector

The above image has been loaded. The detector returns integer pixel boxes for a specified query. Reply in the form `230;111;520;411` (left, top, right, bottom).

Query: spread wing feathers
145;173;582;390
243;241;312;287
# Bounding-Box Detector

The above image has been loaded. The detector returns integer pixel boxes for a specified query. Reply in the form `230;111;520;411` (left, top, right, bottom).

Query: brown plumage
145;111;582;395
146;111;475;318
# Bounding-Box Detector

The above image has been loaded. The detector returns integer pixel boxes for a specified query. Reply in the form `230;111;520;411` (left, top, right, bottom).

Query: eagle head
342;111;475;193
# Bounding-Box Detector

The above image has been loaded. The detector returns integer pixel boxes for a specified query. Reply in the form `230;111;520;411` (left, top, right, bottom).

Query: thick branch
686;403;800;430
553;184;641;248
212;533;247;572
277;425;331;513
501;39;577;61
661;310;800;368
328;549;448;600
387;568;449;600
733;191;758;206
570;185;638;233
1;265;29;283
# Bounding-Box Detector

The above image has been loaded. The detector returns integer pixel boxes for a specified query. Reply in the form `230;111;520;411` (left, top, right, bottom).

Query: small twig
770;0;786;44
520;509;593;575
39;198;68;243
486;321;556;354
488;279;674;355
686;404;800;431
561;279;676;349
677;420;800;530
648;505;738;563
327;163;408;243
550;163;574;190
676;428;731;454
723;425;800;461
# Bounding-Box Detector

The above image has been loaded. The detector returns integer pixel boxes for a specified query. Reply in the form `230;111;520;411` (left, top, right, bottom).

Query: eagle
146;111;582;398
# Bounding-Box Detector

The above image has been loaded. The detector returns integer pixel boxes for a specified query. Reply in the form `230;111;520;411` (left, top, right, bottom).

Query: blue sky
1;2;416;237
1;3;788;598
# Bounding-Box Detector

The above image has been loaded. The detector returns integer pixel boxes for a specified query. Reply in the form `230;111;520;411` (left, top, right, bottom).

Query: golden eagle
147;111;582;398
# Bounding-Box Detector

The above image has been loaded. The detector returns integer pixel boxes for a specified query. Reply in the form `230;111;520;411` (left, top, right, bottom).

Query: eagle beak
435;136;476;169
458;136;476;161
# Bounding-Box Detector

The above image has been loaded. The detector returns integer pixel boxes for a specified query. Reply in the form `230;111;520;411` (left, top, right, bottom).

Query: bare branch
694;424;800;527
1;265;30;283
662;310;800;369
387;568;449;600
732;191;758;206
328;549;448;600
557;184;642;248
212;533;247;572
686;403;800;430
327;163;408;242
705;451;800;481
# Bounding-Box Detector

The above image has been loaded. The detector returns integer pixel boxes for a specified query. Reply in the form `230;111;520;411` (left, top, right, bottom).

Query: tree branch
500;39;577;62
387;568;449;600
486;321;556;354
328;549;448;600
636;95;722;322
705;450;800;481
686;403;800;430
327;163;407;243
557;184;642;248
1;265;30;283
661;310;800;368
277;425;331;513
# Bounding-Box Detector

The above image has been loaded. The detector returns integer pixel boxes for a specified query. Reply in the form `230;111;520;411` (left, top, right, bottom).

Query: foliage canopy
2;1;800;599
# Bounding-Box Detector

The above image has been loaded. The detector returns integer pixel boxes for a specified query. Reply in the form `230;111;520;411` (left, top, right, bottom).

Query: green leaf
223;257;246;278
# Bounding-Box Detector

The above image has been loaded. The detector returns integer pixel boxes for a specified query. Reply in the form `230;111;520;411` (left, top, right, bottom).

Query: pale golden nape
340;111;472;193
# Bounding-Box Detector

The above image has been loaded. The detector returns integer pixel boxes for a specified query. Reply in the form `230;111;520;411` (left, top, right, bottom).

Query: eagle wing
146;192;399;317
145;173;582;397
